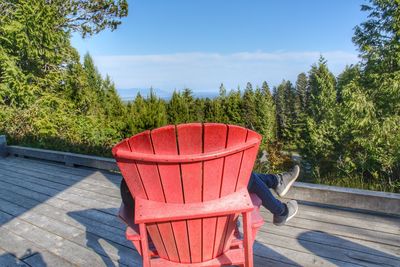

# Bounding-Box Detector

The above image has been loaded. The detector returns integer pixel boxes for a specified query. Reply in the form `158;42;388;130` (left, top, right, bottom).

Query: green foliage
167;89;198;124
300;58;339;177
223;89;243;125
254;82;276;143
49;0;128;37
242;82;258;130
128;90;167;133
0;0;129;156
353;0;400;75
295;73;308;111
295;1;400;192
274;80;299;146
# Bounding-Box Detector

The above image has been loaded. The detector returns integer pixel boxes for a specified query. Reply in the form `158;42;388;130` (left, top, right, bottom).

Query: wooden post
0;135;7;158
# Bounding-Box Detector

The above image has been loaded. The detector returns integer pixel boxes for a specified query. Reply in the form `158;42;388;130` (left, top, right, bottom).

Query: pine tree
166;88;197;124
242;82;258;130
225;88;243;125
254;82;276;142
336;65;361;103
295;73;308;113
273;83;285;141
83;53;105;104
301;57;338;176
132;89;167;132
274;80;297;144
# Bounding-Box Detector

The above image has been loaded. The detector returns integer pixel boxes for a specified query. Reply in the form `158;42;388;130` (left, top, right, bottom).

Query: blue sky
72;0;367;93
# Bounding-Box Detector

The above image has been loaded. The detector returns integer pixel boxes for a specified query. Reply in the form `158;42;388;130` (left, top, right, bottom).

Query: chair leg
139;223;151;267
242;212;253;267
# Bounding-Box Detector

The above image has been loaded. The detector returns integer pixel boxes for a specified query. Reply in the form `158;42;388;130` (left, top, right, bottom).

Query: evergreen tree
166;88;197;124
242;82;258;130
203;97;223;122
274;80;297;144
336;65;361;103
295;73;308;113
353;0;400;75
83;53;105;107
254;82;276;142
132;89;167;132
225;89;243;125
301;57;338;176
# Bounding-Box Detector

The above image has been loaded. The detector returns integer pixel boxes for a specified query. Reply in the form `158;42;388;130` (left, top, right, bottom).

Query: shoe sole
278;167;300;197
286;205;298;222
273;205;298;226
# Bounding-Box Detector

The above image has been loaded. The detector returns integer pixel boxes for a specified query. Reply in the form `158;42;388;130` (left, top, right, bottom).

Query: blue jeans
248;172;285;215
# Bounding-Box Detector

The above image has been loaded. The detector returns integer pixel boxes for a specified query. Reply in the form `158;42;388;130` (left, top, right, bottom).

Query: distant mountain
117;88;170;101
117;88;219;101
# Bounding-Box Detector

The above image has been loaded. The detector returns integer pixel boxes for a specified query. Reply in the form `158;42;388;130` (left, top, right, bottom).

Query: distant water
117;88;219;101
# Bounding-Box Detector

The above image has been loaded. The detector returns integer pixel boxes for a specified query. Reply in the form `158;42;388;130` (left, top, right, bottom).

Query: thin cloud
93;51;359;91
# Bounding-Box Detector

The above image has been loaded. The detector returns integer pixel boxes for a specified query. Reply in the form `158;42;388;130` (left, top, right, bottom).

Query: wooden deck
0;156;399;267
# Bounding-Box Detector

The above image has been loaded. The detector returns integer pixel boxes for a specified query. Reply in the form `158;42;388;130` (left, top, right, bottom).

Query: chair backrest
113;123;261;264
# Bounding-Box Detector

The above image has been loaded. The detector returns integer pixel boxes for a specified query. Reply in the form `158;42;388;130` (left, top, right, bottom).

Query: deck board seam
260;231;400;262
0;167;120;200
0;174;119;208
259;219;400;248
260;210;400;235
0;168;121;201
6;157;122;180
0;160;120;190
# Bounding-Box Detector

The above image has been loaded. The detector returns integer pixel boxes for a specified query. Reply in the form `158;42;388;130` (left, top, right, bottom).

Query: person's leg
253;165;301;197
248;173;286;215
251;172;278;189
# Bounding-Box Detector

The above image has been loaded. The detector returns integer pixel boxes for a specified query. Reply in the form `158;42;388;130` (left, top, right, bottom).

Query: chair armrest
135;188;254;224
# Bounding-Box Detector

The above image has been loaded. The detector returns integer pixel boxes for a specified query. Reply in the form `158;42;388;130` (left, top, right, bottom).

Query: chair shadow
0;250;47;267
0;156;88;228
67;207;141;267
253;240;300;266
297;231;400;266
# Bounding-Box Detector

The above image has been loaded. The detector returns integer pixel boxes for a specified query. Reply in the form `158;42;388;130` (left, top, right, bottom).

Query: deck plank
260;221;400;258
280;204;400;234
0;158;119;191
5;156;121;183
256;229;400;266
261;210;400;247
0;157;399;267
0;162;119;198
0;170;121;208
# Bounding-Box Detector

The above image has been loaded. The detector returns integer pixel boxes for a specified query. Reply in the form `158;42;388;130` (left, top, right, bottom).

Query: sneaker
273;200;298;226
275;165;300;197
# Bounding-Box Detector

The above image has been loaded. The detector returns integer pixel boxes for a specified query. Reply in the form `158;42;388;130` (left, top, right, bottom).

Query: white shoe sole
278;167;300;197
286;205;298;222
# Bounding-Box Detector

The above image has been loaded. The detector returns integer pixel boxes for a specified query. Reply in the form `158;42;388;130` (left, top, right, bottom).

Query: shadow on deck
0;156;399;266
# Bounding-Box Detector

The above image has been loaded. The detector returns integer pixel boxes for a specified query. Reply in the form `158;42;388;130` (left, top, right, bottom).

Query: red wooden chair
113;123;264;267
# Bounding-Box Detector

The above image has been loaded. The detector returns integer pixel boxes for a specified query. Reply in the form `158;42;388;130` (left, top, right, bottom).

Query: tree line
0;0;399;192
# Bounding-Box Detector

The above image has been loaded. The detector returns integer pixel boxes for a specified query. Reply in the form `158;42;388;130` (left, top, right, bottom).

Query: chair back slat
151;125;190;263
113;123;261;264
176;123;203;263
202;123;228;261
